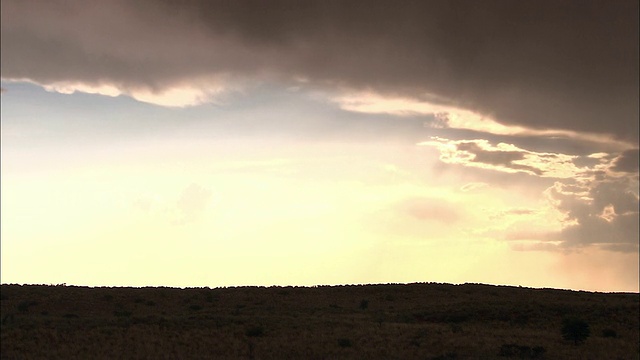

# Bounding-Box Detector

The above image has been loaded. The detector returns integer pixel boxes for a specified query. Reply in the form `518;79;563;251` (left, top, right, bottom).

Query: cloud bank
422;138;639;252
2;0;638;142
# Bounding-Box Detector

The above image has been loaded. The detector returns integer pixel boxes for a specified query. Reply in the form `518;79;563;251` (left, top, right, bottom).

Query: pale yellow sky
3;128;637;292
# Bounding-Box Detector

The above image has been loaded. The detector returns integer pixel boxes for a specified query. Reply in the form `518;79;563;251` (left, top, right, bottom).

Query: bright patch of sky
2;81;637;292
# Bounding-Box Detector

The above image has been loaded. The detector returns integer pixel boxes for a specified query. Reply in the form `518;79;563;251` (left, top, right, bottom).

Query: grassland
1;283;638;359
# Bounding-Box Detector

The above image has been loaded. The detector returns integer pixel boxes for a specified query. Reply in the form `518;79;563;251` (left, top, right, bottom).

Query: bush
17;301;36;313
2;314;15;325
359;299;369;310
113;310;132;317
601;328;617;338
561;317;590;345
499;343;545;358
431;352;458;360
338;338;352;348
511;313;530;326
245;326;264;338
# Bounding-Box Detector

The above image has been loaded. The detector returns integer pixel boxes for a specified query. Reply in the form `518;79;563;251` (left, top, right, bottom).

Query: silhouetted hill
1;283;638;359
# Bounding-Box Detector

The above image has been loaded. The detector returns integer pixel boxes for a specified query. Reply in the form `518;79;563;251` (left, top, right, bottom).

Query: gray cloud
423;138;578;177
457;143;524;165
456;142;544;175
425;136;639;252
546;175;639;252
1;0;637;142
611;149;640;173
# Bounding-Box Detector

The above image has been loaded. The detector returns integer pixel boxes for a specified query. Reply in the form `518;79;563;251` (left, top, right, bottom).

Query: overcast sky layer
1;1;638;291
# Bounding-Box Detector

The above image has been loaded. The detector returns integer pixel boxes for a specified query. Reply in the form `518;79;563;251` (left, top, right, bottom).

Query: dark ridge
1;282;638;359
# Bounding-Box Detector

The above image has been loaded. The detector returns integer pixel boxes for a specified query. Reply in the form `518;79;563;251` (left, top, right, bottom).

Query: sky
1;0;638;292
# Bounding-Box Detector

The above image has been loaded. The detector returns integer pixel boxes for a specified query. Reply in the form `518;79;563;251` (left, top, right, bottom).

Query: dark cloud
426;136;639;252
458;142;524;165
599;243;640;253
558;212;639;252
425;138;575;177
547;177;639;252
456;142;544;175
611;149;640;173
1;0;637;142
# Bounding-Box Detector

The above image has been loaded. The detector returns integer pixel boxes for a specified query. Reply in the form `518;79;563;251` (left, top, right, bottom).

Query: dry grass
1;283;638;359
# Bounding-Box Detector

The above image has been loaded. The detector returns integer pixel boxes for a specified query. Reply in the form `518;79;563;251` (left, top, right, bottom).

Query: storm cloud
2;0;638;142
547;177;639;252
612;149;640;173
423;136;639;252
421;137;580;178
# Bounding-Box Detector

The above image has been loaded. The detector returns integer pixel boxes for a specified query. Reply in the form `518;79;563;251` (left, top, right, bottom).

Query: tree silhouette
561;317;590;345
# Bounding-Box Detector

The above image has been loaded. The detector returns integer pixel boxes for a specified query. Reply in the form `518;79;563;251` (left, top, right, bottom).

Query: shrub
338;338;352;348
531;346;546;358
359;299;369;310
2;314;15;325
450;324;463;333
17;301;36;313
113;310;132;317
601;328;617;338
17;302;30;313
561;317;590;345
499;343;545;358
511;313;530;326
431;352;458;360
245;326;264;338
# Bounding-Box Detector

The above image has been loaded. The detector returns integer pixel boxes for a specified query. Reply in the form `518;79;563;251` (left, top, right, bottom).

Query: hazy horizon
1;0;638;292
